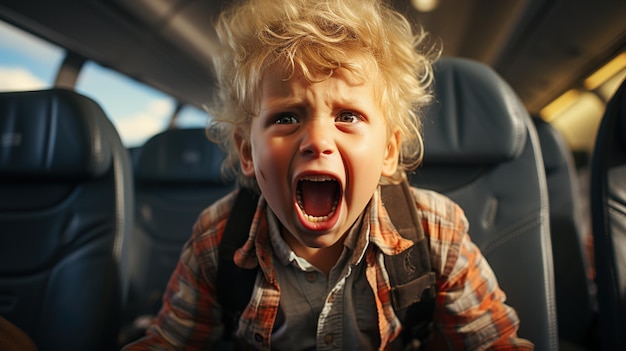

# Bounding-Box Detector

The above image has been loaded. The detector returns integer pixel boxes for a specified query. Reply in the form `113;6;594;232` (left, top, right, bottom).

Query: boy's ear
235;131;255;177
381;129;400;177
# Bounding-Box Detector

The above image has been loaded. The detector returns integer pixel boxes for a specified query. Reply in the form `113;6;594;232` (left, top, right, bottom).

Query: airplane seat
590;78;626;351
409;57;557;349
532;117;597;348
120;128;236;330
0;89;134;351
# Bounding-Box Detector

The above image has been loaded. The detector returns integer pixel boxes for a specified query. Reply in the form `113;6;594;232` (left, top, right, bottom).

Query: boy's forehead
261;61;376;90
259;65;375;103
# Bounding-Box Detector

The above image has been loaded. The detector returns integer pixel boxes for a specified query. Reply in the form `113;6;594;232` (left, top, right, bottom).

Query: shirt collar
368;186;416;255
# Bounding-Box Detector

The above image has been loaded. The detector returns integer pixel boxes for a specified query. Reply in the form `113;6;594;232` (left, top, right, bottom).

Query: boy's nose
299;120;334;157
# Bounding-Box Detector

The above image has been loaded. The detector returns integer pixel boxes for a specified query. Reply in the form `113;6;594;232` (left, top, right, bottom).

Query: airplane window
550;91;605;153
174;105;211;129
595;68;626;102
76;62;176;147
0;20;64;92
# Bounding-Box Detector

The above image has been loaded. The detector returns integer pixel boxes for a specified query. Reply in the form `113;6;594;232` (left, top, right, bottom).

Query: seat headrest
135;128;228;183
0;89;113;179
422;57;528;165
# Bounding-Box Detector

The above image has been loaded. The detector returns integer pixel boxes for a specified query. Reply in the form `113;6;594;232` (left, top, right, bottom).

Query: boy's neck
282;231;347;276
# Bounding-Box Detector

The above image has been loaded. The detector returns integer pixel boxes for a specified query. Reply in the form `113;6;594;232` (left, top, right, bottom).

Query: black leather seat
410;57;557;349
120;128;235;329
0;89;134;350
590;78;626;350
533;117;597;348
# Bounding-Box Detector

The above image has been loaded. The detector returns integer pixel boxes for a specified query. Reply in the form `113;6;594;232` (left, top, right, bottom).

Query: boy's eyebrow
259;97;306;114
260;96;362;115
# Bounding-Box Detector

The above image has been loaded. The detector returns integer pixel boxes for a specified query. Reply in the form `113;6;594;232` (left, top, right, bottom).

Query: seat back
590;78;626;350
0;89;134;350
533;117;597;347
410;58;557;349
121;128;235;322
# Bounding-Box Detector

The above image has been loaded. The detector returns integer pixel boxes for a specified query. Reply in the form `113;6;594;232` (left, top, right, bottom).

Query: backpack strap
217;186;260;340
380;179;437;349
217;180;436;348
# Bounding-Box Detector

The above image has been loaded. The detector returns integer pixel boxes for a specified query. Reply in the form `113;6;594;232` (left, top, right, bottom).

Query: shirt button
305;271;317;282
324;333;334;345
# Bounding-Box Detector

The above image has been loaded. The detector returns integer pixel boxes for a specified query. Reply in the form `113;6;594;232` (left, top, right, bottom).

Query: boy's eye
336;111;362;123
274;114;298;125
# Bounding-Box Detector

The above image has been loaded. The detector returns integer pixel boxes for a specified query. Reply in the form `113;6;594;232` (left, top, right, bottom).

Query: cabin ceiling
0;0;624;114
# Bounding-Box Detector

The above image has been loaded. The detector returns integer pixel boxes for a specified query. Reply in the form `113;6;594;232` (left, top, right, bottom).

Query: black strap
381;180;437;349
217;180;436;347
217;187;260;339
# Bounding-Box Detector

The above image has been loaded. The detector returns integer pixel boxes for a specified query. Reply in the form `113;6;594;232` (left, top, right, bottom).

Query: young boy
123;0;534;349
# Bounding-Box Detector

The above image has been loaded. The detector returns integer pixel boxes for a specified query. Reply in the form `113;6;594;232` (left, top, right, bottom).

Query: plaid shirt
123;186;534;350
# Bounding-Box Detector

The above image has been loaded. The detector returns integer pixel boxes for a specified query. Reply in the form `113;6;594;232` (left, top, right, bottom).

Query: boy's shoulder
409;186;463;215
408;186;469;241
191;190;240;242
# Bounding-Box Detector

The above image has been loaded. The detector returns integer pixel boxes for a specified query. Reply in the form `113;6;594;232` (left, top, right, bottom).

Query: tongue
300;181;337;217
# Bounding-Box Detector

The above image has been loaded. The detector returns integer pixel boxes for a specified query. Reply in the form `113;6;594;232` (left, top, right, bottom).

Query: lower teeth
302;207;336;223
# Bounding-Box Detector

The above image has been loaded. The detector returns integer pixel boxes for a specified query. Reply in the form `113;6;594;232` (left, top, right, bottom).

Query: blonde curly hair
207;0;439;188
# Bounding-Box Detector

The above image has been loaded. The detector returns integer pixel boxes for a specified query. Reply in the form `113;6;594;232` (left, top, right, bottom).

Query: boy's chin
290;217;343;245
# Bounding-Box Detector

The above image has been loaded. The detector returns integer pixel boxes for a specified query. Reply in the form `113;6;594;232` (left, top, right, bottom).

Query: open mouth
296;175;341;223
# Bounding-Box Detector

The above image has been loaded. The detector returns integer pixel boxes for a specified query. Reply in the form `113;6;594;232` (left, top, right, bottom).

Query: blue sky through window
0;20;62;91
0;19;208;147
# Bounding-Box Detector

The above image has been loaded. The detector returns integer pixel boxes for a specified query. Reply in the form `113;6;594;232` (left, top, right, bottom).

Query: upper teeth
301;175;334;182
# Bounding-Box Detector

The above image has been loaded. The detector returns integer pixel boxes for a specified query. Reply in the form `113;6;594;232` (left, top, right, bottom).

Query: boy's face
237;66;399;249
